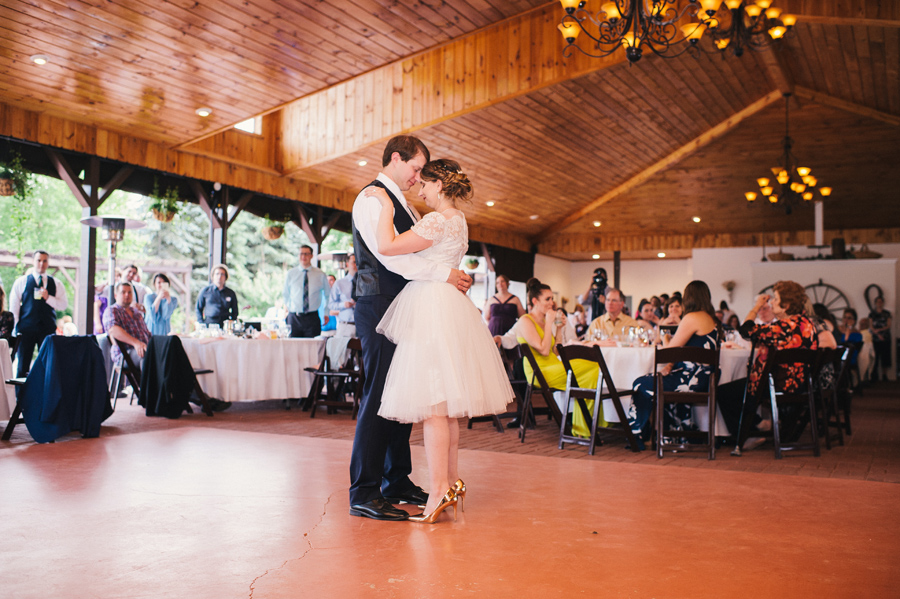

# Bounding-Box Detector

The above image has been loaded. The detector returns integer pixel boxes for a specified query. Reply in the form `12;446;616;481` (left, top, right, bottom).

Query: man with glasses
284;245;331;338
586;288;638;340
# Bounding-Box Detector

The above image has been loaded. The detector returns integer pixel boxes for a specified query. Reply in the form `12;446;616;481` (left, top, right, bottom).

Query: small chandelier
744;93;833;215
557;1;795;64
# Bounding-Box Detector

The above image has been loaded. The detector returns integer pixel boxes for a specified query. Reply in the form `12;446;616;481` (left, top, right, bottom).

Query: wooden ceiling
1;0;898;260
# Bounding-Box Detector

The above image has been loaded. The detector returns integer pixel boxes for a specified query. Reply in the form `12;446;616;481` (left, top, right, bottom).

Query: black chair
307;338;364;419
834;344;857;435
556;343;640;454
110;338;143;409
814;346;846;450
467;346;520;433
765;348;821;459
654;346;720;460
7;336;18;360
1;377;27;440
517;344;564;443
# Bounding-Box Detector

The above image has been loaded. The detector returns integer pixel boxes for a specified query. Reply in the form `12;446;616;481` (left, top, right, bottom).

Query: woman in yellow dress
516;277;601;438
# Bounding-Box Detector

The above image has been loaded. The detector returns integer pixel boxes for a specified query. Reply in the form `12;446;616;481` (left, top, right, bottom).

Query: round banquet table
1;339;14;420
554;344;751;436
180;337;326;403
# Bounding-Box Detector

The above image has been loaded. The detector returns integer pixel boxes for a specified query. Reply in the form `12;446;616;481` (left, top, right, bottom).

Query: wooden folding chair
307;338;364;419
467;346;521;433
1;377;26;440
110;339;142;409
556;343;640;455
835;344;857;435
765;348;821;459
815;346;846;450
517;344;564;443
654;346;720;460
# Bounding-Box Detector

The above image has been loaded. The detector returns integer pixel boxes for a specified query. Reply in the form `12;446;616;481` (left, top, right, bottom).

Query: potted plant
149;178;179;222
465;257;479;270
261;214;288;240
0;150;35;269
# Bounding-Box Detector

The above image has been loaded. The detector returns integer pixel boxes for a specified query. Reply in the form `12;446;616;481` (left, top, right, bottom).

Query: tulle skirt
376;280;514;423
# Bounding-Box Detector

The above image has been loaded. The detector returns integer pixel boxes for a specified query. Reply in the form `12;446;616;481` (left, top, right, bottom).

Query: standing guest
348;135;471;521
327;274;336;286
0;284;14;344
10;251;68;377
144;274;179;336
283;245;331;338
868;297;892;381
122;264;151;313
717;281;818;448
585;288;638;339
329;254;358;338
857;318;876;383
720;300;736;324
196;264;238;327
578;268;610;323
482;274;525;336
630;281;721;446
659;296;683;326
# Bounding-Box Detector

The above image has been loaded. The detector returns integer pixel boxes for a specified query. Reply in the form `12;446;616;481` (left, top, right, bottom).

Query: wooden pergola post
194;183;253;278
46;150;133;335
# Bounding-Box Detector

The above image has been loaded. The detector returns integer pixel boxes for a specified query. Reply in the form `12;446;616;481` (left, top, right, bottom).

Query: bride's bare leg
422;416;451;515
448;417;460;484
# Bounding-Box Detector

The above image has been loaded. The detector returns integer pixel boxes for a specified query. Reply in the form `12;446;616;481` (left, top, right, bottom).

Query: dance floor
2;419;898;598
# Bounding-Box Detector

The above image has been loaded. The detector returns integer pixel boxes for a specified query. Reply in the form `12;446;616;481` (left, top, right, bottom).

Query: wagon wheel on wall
758;279;851;319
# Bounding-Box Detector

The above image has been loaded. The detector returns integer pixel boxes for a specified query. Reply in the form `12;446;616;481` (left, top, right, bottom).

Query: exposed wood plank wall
538;227;900;255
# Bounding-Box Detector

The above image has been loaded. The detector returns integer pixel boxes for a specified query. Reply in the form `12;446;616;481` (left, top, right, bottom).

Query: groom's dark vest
352;179;415;299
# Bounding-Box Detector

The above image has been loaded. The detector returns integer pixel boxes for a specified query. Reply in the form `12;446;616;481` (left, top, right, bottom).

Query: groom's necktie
302;269;309;313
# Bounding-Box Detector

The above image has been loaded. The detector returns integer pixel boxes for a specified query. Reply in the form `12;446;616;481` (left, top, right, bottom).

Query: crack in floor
248;489;337;598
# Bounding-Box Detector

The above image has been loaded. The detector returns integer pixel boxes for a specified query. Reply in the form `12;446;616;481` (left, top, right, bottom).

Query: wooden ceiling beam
794;86;900;127
537;88;784;240
780;0;900;27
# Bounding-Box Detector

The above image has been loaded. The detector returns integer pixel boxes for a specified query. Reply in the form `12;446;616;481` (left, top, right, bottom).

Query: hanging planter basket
262;225;284;240
152;208;176;223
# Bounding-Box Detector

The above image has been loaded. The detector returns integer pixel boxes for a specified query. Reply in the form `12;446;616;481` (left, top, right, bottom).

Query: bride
364;159;513;523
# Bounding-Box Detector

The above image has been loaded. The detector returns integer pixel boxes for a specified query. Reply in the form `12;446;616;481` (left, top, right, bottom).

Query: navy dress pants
15;327;54;378
348;294;414;505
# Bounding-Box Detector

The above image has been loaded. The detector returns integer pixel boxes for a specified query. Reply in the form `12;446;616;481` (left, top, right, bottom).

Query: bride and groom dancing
348;135;513;523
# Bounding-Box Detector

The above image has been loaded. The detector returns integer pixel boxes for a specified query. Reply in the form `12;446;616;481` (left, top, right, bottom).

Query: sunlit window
234;117;260;134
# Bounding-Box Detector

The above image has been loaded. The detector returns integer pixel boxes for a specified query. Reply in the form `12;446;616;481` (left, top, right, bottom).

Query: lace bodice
411;211;468;269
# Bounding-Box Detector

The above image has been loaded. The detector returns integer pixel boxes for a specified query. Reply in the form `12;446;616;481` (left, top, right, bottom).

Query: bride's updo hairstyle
525;277;551;309
420;159;473;206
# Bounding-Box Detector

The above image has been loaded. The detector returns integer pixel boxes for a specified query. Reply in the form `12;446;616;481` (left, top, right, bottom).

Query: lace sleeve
411;212;446;242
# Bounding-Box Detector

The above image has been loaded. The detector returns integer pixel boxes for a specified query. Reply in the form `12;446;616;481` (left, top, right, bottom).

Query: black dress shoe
208;398;232;412
506;418;521;429
383;485;428;507
349;498;409;521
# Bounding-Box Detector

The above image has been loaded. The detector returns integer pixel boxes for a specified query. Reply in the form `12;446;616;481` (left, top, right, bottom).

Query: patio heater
80;215;146;305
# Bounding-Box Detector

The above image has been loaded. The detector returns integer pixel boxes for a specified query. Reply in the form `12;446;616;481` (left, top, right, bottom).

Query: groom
348;135;472;520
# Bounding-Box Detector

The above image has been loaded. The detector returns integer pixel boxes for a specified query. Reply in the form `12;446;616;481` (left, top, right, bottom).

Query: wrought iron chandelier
557;1;795;64
744;93;833;215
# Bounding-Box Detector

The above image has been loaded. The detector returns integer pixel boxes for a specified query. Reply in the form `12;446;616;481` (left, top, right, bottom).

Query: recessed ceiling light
592;254;600;260
692;216;701;223
657;252;666;258
358;160;367;167
593;221;601;227
30;54;49;65
529;214;539;220
195;107;212;117
485;201;495;207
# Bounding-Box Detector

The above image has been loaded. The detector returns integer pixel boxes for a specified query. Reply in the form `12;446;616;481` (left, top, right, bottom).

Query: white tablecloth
555;345;751;435
1;339;14;420
180;337;326;402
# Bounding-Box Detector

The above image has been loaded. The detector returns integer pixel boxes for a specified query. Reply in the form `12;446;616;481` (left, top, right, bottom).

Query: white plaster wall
567;259;693;312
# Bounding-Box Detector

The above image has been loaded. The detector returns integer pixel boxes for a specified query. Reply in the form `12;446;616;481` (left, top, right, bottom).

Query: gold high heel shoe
452;479;466;512
408;488;458;523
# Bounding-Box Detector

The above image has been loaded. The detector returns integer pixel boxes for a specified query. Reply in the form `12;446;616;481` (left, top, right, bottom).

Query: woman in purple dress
482;274;525;336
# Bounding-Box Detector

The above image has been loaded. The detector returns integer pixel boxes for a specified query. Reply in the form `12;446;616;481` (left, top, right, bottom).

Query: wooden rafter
794;86;900;127
537;89;784;240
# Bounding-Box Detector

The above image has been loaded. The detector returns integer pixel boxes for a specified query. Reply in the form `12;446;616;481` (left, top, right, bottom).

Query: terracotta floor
2;382;899;598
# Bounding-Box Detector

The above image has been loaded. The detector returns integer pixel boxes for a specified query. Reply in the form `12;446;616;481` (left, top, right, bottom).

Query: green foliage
149;177;179;217
0;150;37;269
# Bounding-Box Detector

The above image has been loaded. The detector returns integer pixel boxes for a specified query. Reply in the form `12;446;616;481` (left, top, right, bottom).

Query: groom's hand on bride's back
447;269;473;293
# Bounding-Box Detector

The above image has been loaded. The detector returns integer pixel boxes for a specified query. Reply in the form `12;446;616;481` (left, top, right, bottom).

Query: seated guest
651;295;664;319
483;274;526;336
196;264;238;327
726;314;741;330
328;254;358;337
754;299;777;325
0;283;14;344
144;273;179;336
514;277;601;434
720;300;735;324
104;282;151;367
659;296;683;326
585;288;639;340
837;308;862;346
811;302;838;349
630;281;721;447
636;299;659;328
717;281;818;449
568;303;588;339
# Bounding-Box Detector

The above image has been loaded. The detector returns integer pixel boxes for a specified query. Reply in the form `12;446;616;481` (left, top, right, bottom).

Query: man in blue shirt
283;245;331;338
328;253;357;338
196;264;239;326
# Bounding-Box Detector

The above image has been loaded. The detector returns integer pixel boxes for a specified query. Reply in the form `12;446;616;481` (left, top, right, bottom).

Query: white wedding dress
376;210;514;423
